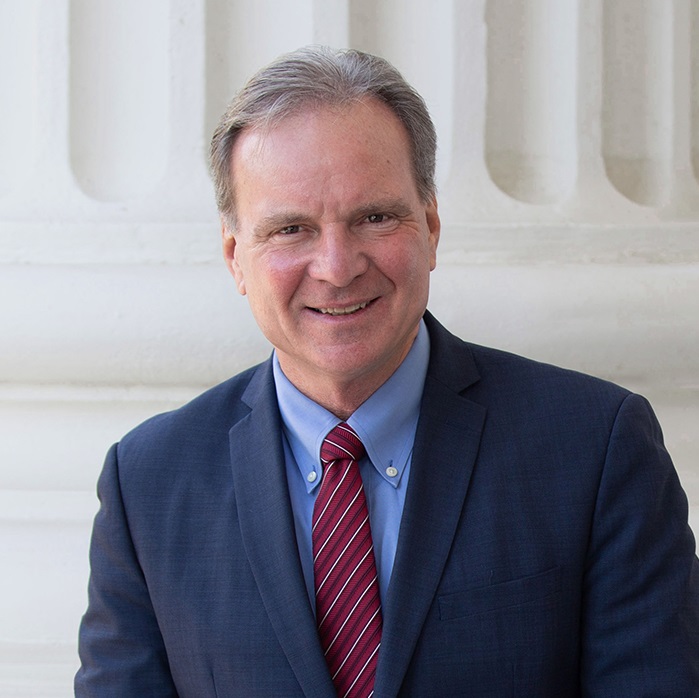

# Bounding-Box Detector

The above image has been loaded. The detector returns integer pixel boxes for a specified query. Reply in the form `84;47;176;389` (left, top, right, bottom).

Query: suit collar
422;310;481;393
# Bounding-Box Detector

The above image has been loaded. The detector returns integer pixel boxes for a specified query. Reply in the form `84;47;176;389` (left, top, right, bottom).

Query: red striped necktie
312;423;382;698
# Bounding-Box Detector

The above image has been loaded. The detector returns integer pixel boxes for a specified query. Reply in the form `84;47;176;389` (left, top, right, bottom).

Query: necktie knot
320;422;365;465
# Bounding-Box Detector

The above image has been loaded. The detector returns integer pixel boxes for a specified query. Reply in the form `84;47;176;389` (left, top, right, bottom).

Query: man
76;46;699;696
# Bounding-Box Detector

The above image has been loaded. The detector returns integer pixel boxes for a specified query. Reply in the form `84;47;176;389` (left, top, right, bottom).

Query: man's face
223;98;440;397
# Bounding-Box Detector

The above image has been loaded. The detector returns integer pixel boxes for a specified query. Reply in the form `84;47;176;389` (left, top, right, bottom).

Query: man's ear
425;195;440;271
221;217;246;295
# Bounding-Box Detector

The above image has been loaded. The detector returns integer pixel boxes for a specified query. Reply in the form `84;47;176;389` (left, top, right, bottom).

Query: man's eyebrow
351;199;414;219
252;212;309;235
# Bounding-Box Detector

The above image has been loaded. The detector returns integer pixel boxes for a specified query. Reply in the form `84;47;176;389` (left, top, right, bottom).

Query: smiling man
76;47;699;697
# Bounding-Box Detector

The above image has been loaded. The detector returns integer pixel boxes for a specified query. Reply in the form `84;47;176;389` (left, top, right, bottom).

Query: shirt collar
273;320;430;493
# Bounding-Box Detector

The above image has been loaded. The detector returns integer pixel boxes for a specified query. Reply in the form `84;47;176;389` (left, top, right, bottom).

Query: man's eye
366;214;389;224
278;225;302;235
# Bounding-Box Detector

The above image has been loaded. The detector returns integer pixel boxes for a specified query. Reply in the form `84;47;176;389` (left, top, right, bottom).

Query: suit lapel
228;361;336;698
375;315;486;697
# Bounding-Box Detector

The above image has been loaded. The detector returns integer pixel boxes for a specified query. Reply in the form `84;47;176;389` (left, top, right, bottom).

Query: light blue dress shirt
272;320;430;608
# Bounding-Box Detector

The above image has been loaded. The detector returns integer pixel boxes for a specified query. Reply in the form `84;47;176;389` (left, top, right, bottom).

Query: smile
313;301;369;316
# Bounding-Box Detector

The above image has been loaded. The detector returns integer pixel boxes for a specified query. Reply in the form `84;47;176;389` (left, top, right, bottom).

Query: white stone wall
1;0;698;694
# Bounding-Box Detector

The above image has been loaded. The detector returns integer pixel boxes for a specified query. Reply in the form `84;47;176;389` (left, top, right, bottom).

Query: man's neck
275;322;425;419
279;372;384;420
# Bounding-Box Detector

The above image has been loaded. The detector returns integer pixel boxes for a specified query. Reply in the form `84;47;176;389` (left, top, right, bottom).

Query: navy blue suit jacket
76;313;699;696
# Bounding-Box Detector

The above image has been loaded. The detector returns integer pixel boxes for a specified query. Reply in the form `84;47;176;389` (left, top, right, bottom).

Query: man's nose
307;226;369;287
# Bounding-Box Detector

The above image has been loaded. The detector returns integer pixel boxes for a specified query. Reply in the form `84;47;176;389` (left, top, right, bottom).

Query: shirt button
386;466;398;478
307;471;317;483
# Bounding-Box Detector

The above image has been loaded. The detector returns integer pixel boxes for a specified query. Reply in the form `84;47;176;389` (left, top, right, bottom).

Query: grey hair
209;45;437;226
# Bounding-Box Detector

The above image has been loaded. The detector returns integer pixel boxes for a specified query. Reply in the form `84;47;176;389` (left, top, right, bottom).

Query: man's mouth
312;301;370;316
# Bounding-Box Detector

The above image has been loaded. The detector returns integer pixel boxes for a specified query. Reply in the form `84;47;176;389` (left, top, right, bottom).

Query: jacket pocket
439;566;561;621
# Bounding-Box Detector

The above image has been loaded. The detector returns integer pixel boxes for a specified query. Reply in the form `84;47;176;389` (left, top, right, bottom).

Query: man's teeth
317;302;368;315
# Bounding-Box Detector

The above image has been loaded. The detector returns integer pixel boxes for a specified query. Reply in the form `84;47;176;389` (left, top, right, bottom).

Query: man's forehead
233;97;407;158
227;97;422;224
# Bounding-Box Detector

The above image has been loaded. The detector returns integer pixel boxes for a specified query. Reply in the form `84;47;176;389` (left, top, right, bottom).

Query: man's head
210;46;437;227
211;47;440;416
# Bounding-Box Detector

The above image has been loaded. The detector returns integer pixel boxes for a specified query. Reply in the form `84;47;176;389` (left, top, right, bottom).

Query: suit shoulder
425;312;630;410
463;341;632;413
452;342;659;479
118;361;265;454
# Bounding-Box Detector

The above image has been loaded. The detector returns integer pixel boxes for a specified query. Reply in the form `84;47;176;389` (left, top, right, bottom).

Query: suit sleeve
581;393;699;696
75;443;179;697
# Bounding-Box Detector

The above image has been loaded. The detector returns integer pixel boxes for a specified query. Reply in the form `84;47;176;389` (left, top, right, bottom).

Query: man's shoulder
426;314;631;414
118;360;269;453
431;329;646;462
461;342;639;436
469;341;628;396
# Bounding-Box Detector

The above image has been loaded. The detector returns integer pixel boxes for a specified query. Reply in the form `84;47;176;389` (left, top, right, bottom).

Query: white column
0;1;38;199
484;0;578;205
